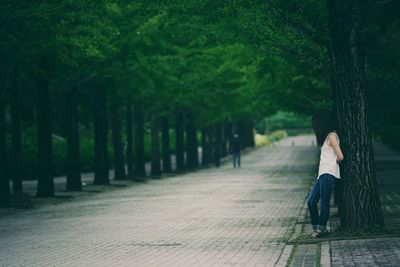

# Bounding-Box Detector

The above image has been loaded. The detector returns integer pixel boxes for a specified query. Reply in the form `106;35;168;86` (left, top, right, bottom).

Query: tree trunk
175;108;185;172
214;124;222;167
327;0;384;231
249;121;255;147
112;106;126;180
245;119;255;148
161;116;172;173
94;86;109;185
0;83;10;207
134;106;146;178
201;127;209;166
236;120;246;150
10;69;22;194
186;112;198;169
36;74;54;197
221;123;227;157
150;117;161;177
225;122;233;154
126;104;134;179
66;85;82;191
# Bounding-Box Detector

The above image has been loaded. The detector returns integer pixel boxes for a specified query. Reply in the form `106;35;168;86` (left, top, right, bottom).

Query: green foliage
1;0;399;181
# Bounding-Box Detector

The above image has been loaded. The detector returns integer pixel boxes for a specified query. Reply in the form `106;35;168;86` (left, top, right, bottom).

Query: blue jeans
307;173;335;230
233;153;240;168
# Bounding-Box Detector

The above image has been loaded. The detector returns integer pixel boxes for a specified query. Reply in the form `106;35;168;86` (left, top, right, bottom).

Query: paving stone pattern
329;143;400;267
0;136;318;267
331;238;400;266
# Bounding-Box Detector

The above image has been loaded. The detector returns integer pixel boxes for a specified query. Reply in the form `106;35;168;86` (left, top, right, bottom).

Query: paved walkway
0;136;319;266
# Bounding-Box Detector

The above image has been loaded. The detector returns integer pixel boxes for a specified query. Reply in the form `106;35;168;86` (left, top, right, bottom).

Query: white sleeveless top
318;132;341;179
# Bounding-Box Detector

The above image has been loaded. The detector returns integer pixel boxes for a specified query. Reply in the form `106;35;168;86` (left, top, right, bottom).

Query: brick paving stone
0;136;318;267
289;244;317;267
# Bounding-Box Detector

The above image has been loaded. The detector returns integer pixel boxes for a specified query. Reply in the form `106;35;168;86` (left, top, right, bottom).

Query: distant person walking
307;111;344;238
232;134;241;168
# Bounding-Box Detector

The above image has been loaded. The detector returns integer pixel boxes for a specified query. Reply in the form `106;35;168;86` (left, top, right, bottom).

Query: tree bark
94;86;109;185
0;81;10;207
112;106;126;180
66;85;82;191
134;106;146;178
150;117;161;177
161;116;172;173
327;0;384;231
126;104;134;179
36;73;54;197
10;69;22;194
175;108;185;172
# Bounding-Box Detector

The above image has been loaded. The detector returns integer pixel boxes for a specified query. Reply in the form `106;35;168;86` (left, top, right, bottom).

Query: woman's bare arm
328;133;344;162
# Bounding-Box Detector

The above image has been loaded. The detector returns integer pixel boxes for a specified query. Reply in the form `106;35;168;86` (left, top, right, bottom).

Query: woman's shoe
310;229;320;238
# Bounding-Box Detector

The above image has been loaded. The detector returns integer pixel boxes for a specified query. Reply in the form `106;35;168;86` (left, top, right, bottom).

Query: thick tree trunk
161;116;172;173
327;0;384;231
66;86;82;191
150;117;161;177
134;106;146;178
0;84;10;207
186;112;198;169
10;69;22;194
94;86;109;185
112;107;126;180
126;104;134;179
36;74;54;197
175;109;185;172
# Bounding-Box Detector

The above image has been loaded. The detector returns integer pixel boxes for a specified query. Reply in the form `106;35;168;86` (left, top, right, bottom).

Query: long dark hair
312;111;336;147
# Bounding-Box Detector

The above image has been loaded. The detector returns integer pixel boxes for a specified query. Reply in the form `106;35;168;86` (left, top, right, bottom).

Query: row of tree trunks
327;0;384;231
66;85;82;191
0;80;255;199
94;86;109;185
36;72;55;197
0;77;10;207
